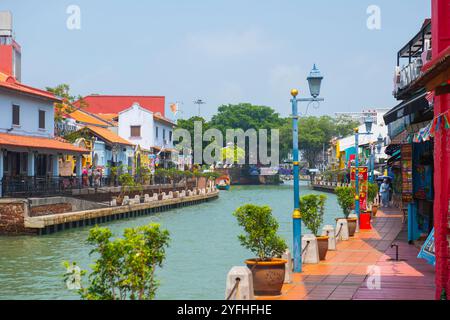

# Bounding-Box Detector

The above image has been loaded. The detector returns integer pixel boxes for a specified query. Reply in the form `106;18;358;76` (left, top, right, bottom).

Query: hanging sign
417;228;435;266
401;144;413;203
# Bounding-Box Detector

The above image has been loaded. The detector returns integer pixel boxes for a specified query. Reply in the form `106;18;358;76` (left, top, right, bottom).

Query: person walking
380;179;390;208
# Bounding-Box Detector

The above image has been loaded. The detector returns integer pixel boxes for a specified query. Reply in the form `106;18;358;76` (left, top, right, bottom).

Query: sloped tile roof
85;125;133;146
0;72;61;102
69;109;111;127
0;133;88;153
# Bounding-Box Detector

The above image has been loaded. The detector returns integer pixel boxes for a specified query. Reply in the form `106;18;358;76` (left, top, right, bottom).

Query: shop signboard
351;166;369;211
413;164;433;200
401;144;413;203
417;228;435;266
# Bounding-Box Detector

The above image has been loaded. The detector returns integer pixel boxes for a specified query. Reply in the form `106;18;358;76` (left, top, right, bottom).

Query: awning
387;152;401;166
385;144;401;156
390;130;410;145
0;133;89;154
383;92;430;125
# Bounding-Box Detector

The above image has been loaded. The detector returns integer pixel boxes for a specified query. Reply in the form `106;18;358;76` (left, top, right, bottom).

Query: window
12;104;20;126
130;125;141;138
163;129;166;140
39;110;46;129
156;126;159;138
169;131;173;142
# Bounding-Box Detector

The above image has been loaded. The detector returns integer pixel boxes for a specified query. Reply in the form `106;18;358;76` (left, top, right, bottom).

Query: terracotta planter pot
316;236;329;260
245;258;287;296
372;204;378;217
347;217;358;236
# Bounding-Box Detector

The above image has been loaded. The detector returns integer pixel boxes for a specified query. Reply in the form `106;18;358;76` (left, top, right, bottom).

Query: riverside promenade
258;208;435;300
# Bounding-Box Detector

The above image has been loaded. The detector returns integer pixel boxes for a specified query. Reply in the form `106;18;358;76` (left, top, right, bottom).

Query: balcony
393;19;432;100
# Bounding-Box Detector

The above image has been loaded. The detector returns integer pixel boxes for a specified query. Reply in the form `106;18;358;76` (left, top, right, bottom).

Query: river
0;182;340;300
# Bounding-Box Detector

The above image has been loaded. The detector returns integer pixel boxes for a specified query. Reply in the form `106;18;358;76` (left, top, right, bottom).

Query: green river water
0;182;339;300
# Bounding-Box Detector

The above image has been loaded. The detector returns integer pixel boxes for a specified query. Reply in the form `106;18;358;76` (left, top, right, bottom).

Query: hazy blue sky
1;0;430;120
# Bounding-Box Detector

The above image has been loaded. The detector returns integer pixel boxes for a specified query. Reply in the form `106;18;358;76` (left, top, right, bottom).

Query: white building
0;12;88;196
118;103;177;168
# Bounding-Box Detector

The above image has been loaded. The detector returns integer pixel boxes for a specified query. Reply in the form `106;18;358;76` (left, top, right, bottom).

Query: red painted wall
79;95;166;117
432;0;450;300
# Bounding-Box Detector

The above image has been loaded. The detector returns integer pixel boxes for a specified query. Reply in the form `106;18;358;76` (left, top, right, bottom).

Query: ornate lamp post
377;134;383;155
354;115;374;220
291;64;324;273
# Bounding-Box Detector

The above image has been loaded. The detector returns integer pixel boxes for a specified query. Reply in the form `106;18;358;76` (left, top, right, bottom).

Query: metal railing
312;180;351;188
1;175;196;198
226;278;241;300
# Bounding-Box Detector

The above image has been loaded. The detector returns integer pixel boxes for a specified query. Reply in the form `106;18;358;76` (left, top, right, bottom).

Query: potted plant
233;204;287;296
299;194;328;260
335;186;357;236
367;182;379;217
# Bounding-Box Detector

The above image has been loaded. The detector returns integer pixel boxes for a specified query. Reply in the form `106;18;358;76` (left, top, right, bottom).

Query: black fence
0;175;194;199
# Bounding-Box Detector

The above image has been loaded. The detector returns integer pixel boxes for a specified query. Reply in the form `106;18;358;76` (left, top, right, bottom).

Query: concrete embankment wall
28;197;108;217
0;191;219;236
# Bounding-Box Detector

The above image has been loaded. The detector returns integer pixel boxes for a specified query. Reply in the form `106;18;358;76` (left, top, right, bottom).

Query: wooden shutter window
39;110;46;129
131;126;141;138
12;105;20;126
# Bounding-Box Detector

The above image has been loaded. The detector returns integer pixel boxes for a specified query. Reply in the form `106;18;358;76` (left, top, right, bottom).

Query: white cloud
185;28;271;58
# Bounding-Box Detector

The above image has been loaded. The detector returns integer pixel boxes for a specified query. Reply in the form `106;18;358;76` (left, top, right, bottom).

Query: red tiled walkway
258;208;435;300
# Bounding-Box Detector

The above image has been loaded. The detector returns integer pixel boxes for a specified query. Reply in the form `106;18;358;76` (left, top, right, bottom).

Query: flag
444;110;450;129
170;103;179;116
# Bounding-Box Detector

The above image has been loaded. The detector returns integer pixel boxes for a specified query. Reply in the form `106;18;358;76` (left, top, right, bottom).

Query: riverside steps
23;190;219;235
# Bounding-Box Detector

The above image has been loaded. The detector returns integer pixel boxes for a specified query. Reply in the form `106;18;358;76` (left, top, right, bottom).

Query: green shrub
367;182;379;205
64;224;170;300
233;204;287;261
335;186;355;217
299;194;327;236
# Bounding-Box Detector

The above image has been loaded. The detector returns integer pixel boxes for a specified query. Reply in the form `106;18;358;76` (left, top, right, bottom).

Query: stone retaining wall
30;203;73;217
0;199;36;235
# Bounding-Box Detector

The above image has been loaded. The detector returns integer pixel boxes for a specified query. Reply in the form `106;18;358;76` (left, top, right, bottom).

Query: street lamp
377;134;383;155
291;64;324;273
307;64;324;98
354;115;374;221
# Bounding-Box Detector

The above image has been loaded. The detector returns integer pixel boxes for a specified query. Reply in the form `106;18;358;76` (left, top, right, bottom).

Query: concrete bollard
110;199;117;207
348;213;359;233
134;195;141;204
282;250;292;283
225;267;254;300
335;219;349;241
302;234;319;264
322;225;336;251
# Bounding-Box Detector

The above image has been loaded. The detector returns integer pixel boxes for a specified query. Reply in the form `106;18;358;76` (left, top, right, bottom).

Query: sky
1;0;430;120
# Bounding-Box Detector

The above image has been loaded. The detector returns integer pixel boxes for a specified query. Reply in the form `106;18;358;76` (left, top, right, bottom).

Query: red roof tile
85;125;134;146
0;72;61;102
76;95;165;116
0;133;88;153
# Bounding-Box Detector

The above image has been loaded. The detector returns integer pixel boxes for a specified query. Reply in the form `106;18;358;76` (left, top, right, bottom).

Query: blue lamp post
354;115;374;220
291;64;324;273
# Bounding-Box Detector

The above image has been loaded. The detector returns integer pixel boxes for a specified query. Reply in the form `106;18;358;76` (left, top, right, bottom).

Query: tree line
176;103;359;168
